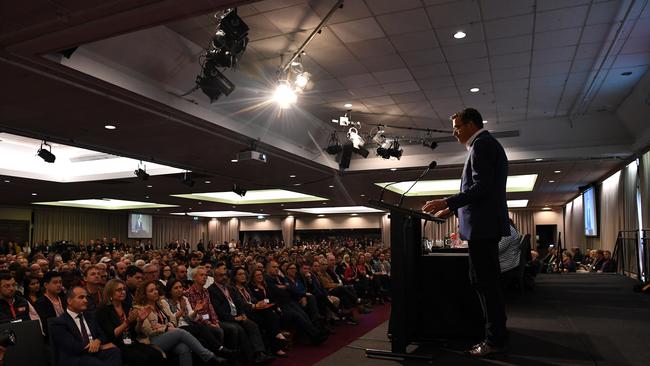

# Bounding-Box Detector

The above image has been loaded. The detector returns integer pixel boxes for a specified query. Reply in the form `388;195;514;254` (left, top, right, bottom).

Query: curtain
33;208;127;243
281;216;295;247
640;151;650;229
565;196;587;251
381;214;390;247
151;216;208;248
509;210;535;238
214;218;239;244
600;171;623;252
422;215;459;241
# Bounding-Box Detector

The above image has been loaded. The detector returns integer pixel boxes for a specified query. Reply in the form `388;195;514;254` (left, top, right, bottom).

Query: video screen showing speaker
583;186;598;236
128;213;152;238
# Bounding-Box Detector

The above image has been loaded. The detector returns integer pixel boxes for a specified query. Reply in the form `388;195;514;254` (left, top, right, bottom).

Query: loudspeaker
339;142;353;169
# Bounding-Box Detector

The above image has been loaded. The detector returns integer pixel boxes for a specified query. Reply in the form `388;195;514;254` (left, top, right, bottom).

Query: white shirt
465;128;484;151
66;309;94;341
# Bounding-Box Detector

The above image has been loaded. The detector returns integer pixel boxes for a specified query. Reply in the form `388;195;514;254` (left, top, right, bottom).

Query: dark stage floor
316;273;650;366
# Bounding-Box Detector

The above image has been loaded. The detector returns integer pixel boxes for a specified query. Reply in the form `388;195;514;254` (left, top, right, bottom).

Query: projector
236;150;267;163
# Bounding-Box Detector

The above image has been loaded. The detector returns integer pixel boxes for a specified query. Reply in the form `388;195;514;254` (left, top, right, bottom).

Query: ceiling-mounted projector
236;150;267;163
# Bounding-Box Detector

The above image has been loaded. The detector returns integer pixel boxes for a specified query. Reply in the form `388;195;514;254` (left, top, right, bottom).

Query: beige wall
534;210;564;234
295;215;382;230
240;217;282;231
0;207;32;221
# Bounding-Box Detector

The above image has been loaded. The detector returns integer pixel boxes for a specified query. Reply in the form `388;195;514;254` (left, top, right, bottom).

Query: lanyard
237;286;251;303
8;302;16;319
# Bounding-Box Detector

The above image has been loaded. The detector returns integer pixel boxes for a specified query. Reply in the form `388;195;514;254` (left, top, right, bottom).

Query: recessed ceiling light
621;71;632;76
188;207;192;210
31;193;37;196
344;103;353;108
535;158;543;161
289;175;296;178
469;87;480;93
318;214;325;217
147;185;153;188
507;200;528;208
104;125;116;130
554;170;561;173
328;185;334;188
542;207;552;210
350;213;358;216
280;204;284;206
198;202;202;205
3;180;9;183
231;159;238;163
293;183;301;186
322;202;327;205
145;195;150;199
483;120;488;124
360;194;365;197
204;180;211;184
390;168;397;171
453;31;466;39
548;180;555;183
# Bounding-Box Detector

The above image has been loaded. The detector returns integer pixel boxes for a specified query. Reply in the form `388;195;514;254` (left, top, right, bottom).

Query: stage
312;274;650;366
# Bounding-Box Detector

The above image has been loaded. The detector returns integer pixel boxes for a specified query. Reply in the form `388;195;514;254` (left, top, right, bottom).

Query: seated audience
600;250;617;273
562;251;577;273
96;279;165;364
0;272;41;326
34;271;67;337
83;265;104;313
50;286;121;366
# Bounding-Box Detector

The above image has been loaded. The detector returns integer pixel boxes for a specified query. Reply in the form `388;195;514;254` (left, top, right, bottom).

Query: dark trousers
120;342;165;364
222;319;266;358
468;237;508;346
75;347;122;366
181;323;224;354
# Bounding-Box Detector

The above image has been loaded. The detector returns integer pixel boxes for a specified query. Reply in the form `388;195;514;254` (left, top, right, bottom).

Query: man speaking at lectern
422;108;509;357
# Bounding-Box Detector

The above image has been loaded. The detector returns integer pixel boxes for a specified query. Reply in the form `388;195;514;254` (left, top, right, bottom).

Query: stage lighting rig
196;8;249;103
324;133;342;155
376;139;403;160
134;161;149;180
37;141;56;163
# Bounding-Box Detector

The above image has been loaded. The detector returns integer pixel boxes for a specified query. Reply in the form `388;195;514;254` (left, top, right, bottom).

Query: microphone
397;161;437;207
377;161;437;203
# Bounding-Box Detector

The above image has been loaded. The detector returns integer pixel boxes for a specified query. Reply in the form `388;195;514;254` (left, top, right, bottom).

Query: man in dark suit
34;271;67;338
50;286;121;366
423;108;510;357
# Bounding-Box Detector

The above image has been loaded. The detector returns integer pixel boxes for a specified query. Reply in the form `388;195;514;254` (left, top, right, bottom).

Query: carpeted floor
272;303;392;366
311;273;650;366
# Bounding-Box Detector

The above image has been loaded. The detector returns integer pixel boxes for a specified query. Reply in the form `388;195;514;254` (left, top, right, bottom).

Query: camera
0;329;16;347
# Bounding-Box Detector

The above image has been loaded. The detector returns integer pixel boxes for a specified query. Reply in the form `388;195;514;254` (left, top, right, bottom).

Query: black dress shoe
217;346;237;358
466;342;507;357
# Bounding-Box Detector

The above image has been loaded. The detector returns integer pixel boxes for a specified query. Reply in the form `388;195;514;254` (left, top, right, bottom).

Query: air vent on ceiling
70;153;117;163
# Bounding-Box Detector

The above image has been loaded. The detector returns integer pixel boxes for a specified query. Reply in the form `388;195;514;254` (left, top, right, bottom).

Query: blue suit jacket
446;130;510;241
50;311;108;366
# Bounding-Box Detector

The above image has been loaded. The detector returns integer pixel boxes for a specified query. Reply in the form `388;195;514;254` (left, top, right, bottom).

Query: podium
366;200;444;360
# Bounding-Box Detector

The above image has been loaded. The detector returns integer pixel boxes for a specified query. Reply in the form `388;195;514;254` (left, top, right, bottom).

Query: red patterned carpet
273;303;391;366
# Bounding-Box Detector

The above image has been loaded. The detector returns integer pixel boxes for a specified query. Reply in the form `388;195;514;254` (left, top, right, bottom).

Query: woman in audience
163;279;231;361
159;265;173;286
23;275;42;304
96;279;165;364
562;251;577;273
132;280;224;366
231;266;288;357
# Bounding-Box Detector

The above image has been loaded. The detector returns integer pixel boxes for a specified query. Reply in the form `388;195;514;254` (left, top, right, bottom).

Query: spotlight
325;133;342;155
196;61;236;102
372;127;386;145
233;184;247;197
134;168;149;180
376;139;402;160
294;71;311;91
273;81;297;108
37;141;56;163
423;140;438;150
353;146;370;158
181;172;195;187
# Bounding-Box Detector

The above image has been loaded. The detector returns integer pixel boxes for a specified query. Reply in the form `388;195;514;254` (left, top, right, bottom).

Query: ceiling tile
536;0;591;12
347;37;397;58
580;23;612;43
586;1;621;25
424;86;460;99
359;53;407;72
401;48;446;67
535;5;589;32
449;58;490;74
531;61;572;77
243;14;283;41
490;52;531;69
308;44;357;66
442;42;487;61
416;75;457;91
338;73;379;88
382;80;421;94
479;0;535;20
237;4;260;17
409;63;451;78
532;46;577;64
252;0;306;12
454;71;492;86
309;0;372;24
390;30;438;52
263;4;323;33
495;78;529;93
629;17;650;39
349;85;388;98
372;68;414;83
391;91;428;103
167;15;213;33
365;0;423;14
247;35;292;59
492;66;530;81
377;8;432;36
367;104;405;116
362;95;396;106
403;103;436;117
329;17;386;43
612;52;650;68
319;89;354;103
529;74;568;89
426;0;481;28
534;27;581;49
620;37;650;54
313;78;346;92
487;35;532;55
484;14;534;39
570;57;597;72
322;60;368;77
575;42;603;59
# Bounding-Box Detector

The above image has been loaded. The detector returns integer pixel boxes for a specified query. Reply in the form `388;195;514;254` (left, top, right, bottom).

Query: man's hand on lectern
434;207;453;219
422;199;448;214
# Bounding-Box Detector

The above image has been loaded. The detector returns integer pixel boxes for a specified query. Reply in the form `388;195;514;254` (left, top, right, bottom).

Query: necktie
78;313;90;345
